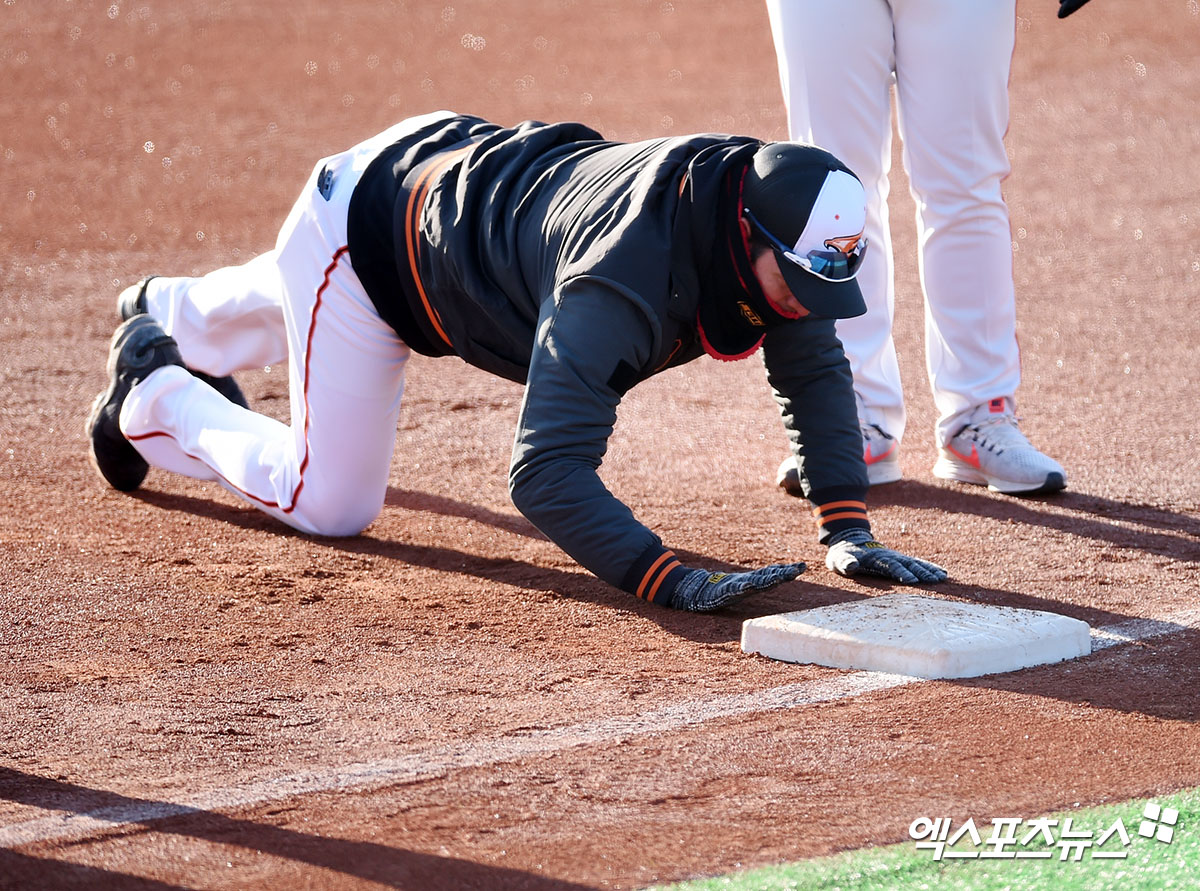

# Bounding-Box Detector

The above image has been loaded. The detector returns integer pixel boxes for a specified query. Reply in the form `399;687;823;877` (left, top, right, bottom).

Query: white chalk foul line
1089;610;1199;651
2;605;1197;850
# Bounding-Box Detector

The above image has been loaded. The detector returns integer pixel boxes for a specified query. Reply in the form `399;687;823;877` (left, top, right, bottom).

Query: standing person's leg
893;0;1064;493
891;0;1018;443
765;0;905;445
109;123;428;534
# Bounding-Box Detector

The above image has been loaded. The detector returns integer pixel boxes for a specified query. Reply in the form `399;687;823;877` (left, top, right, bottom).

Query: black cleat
117;276;249;409
87;315;185;491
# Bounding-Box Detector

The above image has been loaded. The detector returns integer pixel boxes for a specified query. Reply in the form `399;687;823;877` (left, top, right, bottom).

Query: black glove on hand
825;529;947;584
669;563;806;612
1058;0;1093;18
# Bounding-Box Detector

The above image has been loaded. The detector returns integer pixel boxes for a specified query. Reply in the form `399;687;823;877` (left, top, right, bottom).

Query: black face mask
694;167;797;361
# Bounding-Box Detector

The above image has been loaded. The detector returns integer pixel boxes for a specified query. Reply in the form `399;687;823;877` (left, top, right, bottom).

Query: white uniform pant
120;112;455;536
764;0;1020;446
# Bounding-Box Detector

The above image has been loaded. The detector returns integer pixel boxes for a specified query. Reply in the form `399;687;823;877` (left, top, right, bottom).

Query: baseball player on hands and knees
765;0;1092;498
87;111;947;612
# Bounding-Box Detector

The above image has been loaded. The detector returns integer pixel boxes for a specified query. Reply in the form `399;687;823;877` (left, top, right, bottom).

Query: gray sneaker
861;422;901;485
933;412;1066;495
87;315;185;491
776;422;902;496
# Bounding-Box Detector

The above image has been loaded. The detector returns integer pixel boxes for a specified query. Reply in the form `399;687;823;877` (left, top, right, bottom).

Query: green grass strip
650;788;1200;890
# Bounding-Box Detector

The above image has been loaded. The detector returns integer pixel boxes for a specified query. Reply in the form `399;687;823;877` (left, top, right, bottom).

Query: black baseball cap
742;143;869;319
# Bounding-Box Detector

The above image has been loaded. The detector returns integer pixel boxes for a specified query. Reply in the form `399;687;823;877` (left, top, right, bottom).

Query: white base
741;593;1091;679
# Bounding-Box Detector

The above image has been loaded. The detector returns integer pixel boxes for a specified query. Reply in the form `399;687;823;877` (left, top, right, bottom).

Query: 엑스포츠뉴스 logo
909;802;1181;863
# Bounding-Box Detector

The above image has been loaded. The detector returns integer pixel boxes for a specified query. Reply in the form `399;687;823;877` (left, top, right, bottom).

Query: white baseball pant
764;0;1020;446
120;112;457;535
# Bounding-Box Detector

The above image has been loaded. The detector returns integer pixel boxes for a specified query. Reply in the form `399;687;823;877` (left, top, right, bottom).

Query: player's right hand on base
669;563;806;612
825;529;947;584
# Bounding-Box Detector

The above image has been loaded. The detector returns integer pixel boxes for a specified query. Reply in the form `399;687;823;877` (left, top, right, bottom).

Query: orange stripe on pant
127;246;351;516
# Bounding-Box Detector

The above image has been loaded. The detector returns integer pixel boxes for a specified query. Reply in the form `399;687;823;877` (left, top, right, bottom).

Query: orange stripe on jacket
645;559;682;603
405;146;473;349
637;551;677;600
816;511;870;526
811;500;867;517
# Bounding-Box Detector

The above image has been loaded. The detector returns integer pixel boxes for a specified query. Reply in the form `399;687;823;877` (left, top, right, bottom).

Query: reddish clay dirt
3;1;1200;888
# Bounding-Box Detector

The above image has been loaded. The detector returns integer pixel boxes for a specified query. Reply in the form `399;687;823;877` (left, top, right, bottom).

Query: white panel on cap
793;170;867;255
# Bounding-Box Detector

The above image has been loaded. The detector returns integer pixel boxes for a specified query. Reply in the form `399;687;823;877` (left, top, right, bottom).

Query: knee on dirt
292;501;382;539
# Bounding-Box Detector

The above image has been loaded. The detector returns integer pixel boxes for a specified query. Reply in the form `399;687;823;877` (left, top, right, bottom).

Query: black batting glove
669;563;806;612
825;529;947;585
1058;0;1093;18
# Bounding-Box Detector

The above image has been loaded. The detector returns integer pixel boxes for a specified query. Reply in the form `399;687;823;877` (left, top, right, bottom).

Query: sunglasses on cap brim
744;209;868;283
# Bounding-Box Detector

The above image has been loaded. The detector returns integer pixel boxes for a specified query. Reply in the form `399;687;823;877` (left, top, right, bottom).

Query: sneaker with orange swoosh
933;413;1066;495
861;423;901;485
776;422;901;495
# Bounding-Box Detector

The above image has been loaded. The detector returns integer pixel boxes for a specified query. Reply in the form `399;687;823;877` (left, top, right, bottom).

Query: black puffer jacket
347;112;868;602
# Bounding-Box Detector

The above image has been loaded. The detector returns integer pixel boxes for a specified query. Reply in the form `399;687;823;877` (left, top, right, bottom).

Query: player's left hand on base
825;529;947;585
669;563;806;612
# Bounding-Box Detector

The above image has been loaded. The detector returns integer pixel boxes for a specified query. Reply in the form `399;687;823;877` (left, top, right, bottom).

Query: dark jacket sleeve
761;319;872;544
508;276;690;603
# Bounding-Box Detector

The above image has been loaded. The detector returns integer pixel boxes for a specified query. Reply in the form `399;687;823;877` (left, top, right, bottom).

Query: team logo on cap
824;231;865;256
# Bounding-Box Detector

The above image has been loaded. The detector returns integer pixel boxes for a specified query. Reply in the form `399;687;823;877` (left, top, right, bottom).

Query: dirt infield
3;0;1200;887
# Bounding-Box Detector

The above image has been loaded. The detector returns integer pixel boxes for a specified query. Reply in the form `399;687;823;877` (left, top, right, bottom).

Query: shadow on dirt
385;486;550;541
131;488;861;645
0;848;189;891
867;479;1200;563
0;770;594;891
130;485;1200;716
949;628;1200;720
133;483;1190;637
